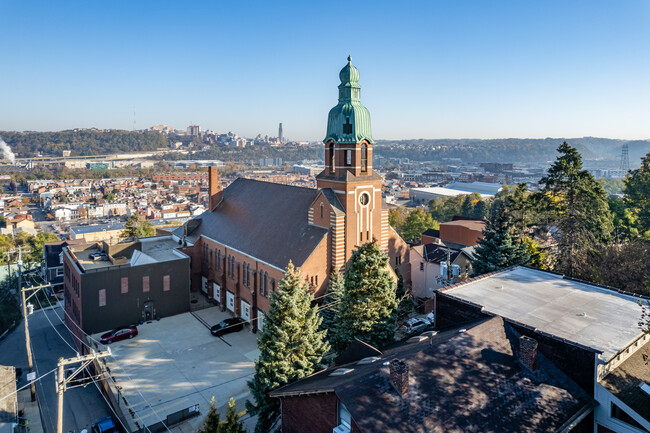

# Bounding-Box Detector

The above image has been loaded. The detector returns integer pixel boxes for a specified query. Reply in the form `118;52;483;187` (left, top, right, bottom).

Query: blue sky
1;0;649;140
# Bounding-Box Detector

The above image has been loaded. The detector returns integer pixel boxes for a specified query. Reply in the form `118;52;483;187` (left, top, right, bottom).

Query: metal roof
441;266;644;361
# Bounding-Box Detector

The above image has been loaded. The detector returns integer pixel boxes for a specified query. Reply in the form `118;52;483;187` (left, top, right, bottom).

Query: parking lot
91;307;259;432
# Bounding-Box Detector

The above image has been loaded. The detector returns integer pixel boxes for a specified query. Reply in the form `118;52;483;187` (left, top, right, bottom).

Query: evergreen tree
624;152;650;237
471;199;489;219
222;398;246;433
534;142;613;277
246;262;329;433
332;239;398;353
199;397;221;433
460;195;474;217
121;214;155;239
394;268;414;324
319;271;344;339
509;183;532;236
471;199;530;276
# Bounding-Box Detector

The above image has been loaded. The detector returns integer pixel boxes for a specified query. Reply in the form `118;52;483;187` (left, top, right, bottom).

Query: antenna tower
620;143;630;172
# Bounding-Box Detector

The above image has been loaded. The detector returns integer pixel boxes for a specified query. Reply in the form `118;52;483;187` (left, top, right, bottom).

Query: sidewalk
17;388;44;433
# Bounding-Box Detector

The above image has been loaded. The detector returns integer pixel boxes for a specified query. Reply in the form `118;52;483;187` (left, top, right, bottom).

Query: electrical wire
32;292;162;433
32;278;173;433
0;367;57;403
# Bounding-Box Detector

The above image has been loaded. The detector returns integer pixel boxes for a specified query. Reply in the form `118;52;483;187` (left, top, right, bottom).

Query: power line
0;368;57;403
33;282;172;433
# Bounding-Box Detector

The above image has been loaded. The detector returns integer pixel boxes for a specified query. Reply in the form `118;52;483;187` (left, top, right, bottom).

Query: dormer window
343;117;352;134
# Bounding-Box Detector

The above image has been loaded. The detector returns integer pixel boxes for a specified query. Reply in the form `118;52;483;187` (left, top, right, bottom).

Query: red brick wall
280;393;338;433
439;223;483;247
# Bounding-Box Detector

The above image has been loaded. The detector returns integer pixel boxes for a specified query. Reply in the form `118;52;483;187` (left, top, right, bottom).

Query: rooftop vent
458;329;467;333
357;357;380;365
577;312;587;317
330;368;354;377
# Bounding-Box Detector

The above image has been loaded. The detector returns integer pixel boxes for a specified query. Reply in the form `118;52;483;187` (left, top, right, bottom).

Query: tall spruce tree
332;239;397;353
534;142;613;277
246;262;329;433
319;271;344;339
471;198;530;276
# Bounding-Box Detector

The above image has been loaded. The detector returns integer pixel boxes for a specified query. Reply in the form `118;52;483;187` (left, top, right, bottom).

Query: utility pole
21;281;51;402
57;350;111;433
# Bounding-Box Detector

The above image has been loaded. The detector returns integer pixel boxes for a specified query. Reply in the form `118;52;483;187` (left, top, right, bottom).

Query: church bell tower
316;56;389;265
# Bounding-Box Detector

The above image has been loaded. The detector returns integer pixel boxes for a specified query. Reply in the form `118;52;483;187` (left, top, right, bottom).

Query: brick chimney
389;359;409;397
208;166;222;210
519;335;538;372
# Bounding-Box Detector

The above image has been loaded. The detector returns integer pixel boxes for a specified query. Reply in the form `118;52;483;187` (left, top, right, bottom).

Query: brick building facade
174;58;410;331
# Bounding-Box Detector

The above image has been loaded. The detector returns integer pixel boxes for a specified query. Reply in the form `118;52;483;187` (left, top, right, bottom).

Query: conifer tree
471;198;530;276
246;262;330;433
199;397;220;433
221;398;246;433
534;142;613;277
332;239;397;353
319;271;344;338
394;268;414;323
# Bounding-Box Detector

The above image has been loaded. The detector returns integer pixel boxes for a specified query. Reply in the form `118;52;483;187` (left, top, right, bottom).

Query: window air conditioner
333;425;351;433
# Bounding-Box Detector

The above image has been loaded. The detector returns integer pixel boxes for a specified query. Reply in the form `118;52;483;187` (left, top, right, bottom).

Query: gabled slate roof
176;178;329;269
272;317;594;433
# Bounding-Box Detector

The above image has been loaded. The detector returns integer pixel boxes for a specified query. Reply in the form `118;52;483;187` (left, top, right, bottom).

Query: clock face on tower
359;192;370;206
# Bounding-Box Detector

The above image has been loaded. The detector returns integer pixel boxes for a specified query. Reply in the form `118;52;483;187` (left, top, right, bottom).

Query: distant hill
0;129;172;158
374;137;650;166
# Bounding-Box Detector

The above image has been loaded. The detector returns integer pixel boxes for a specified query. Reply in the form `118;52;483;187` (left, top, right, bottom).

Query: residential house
271;316;594;433
435;266;650;432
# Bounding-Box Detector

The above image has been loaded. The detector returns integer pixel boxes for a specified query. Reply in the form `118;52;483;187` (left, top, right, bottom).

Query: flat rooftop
441;266;645;361
69;223;124;235
69;236;186;272
90;309;259;432
410;186;495;199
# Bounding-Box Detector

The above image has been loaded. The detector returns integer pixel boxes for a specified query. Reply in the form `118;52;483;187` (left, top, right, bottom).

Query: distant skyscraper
278;123;283;143
187;125;201;137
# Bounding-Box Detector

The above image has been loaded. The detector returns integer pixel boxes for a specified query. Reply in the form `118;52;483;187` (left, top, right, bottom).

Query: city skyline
2;0;650;140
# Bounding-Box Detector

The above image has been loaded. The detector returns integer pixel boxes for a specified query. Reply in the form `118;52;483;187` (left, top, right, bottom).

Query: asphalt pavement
0;302;111;433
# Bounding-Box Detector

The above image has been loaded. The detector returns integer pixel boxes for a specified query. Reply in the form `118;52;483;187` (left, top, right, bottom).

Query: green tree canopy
400;208;439;242
319;271;344;341
246;262;329;433
624;152;650;237
121;215;155;239
471;198;530;276
332;239;397;353
533;142;613;277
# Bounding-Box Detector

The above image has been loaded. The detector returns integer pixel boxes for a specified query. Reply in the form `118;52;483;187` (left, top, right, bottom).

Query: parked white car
404;312;435;335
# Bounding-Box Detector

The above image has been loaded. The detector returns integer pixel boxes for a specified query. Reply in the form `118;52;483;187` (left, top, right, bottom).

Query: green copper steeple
324;56;374;144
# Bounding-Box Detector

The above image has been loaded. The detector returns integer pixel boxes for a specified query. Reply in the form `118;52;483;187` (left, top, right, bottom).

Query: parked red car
100;326;138;344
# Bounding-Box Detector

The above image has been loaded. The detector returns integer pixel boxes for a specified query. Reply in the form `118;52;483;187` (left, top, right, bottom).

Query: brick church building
174;57;410;331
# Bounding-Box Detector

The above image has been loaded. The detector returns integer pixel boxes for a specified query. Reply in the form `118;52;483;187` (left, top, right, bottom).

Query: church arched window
329;142;335;173
361;143;368;172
